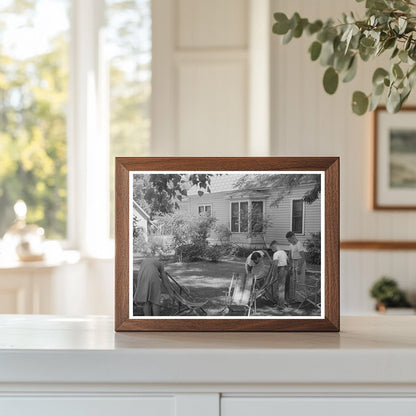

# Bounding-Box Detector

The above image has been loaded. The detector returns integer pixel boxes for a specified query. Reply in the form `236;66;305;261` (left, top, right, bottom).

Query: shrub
204;245;224;262
215;224;232;243
305;232;321;265
232;245;264;259
370;276;411;308
176;243;205;262
133;220;148;254
156;211;217;262
148;235;172;257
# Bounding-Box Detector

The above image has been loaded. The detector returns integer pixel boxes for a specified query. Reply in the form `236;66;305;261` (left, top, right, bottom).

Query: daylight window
0;0;70;239
0;0;151;246
106;0;151;237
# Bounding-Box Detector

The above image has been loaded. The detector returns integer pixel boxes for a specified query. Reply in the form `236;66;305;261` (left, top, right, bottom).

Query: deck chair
295;276;321;312
163;272;208;316
249;262;280;313
225;272;255;316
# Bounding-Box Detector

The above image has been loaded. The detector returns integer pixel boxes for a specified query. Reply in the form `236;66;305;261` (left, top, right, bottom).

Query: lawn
133;259;321;317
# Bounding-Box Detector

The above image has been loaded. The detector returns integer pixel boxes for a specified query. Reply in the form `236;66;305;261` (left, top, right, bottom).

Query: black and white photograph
129;171;324;319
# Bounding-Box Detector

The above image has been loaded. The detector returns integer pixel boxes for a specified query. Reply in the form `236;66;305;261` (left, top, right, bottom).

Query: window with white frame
198;205;212;216
292;199;304;234
231;200;264;233
251;200;264;233
0;0;151;255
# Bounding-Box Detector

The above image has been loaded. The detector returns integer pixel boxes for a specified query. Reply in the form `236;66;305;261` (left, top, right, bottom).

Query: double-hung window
292;199;304;234
198;205;212;215
231;200;264;233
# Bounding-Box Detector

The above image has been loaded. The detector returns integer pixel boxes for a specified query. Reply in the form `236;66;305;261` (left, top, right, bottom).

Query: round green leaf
342;56;358;83
323;67;339;95
309;41;322;61
273;13;290;35
372;68;389;86
307;20;323;35
352;91;369;115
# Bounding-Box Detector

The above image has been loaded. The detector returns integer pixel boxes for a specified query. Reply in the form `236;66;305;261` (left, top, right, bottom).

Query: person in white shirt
269;240;288;307
245;250;264;274
286;231;306;302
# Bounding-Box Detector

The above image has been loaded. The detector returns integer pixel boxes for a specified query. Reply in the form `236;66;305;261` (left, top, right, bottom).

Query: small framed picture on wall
374;106;416;209
115;157;339;332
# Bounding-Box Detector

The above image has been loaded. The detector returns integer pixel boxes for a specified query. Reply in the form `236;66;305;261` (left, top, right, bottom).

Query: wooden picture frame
373;106;416;210
115;157;339;332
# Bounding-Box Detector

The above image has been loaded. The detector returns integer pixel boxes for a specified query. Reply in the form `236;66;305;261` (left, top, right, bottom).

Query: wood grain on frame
115;157;340;332
341;240;416;250
373;106;416;210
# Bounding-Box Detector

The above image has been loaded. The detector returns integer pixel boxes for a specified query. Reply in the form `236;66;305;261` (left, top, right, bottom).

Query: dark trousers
275;266;288;306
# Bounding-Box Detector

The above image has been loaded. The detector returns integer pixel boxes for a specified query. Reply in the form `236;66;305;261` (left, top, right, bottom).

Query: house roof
187;174;243;195
133;200;151;221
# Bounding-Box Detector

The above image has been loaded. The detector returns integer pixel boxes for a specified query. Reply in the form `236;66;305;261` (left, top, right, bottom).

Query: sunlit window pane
106;0;152;237
0;0;70;239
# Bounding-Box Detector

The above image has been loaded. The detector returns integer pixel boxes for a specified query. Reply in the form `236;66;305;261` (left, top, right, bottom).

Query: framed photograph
115;157;339;332
374;106;416;209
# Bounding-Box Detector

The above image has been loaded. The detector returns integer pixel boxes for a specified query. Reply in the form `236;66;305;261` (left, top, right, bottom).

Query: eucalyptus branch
272;0;416;115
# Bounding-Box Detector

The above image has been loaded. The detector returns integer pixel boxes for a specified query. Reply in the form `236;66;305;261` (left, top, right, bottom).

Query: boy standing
269;240;288;307
285;231;306;301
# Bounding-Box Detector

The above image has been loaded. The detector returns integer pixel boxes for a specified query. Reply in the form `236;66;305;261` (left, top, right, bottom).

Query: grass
133;259;321;317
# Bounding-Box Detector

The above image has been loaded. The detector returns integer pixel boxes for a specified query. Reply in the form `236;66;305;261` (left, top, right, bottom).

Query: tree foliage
132;173;213;218
272;0;416;115
233;174;321;206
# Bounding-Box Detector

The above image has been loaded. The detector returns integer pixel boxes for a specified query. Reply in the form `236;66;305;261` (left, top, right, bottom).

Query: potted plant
369;276;414;313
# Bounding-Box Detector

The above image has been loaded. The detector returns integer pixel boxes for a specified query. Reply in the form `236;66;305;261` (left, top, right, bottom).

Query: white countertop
0;315;415;387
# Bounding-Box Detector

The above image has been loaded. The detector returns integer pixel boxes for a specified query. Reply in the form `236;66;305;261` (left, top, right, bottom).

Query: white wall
271;0;416;313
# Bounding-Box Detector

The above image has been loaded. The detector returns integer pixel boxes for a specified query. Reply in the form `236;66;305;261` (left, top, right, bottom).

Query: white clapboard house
180;175;321;248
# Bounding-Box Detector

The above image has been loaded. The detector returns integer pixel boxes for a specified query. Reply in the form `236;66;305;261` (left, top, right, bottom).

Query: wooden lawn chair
225;272;255;316
163;272;208;316
295;276;321;312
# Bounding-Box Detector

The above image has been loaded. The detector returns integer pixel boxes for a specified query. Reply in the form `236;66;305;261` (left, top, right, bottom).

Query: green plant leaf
273;13;290;34
383;37;396;50
320;40;335;66
393;63;404;79
366;0;388;10
369;92;383;111
352;91;369;115
405;34;413;50
307;20;323;35
342;56;358;82
391;47;399;59
309;41;322;61
323;67;339;94
387;87;401;112
399;49;408;63
372;67;389;86
282;29;293;44
374;82;385;96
